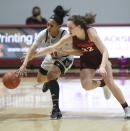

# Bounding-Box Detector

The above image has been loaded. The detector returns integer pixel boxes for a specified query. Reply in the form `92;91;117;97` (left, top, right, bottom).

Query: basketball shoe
124;107;130;118
100;80;111;100
50;106;62;119
102;85;111;99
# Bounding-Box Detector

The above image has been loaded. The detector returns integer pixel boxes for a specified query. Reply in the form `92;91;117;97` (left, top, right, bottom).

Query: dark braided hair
68;13;96;29
50;5;70;25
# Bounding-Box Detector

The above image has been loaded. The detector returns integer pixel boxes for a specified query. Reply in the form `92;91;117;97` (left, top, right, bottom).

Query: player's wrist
22;63;27;67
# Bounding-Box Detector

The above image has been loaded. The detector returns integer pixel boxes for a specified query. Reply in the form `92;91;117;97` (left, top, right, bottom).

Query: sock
100;79;105;87
43;77;58;88
48;80;60;109
121;102;128;109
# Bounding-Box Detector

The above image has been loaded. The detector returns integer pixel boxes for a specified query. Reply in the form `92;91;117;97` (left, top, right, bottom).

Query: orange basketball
2;71;21;89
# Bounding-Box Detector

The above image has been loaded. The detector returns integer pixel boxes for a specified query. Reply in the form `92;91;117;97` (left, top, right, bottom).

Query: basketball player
22;13;130;118
18;5;74;119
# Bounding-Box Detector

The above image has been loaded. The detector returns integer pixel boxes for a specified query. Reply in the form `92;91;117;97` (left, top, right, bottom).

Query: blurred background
0;0;130;25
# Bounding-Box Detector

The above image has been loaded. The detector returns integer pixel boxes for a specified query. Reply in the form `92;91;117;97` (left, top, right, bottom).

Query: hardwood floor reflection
0;76;130;131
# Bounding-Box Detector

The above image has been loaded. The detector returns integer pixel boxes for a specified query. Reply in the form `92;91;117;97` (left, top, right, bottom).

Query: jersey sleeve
33;29;47;47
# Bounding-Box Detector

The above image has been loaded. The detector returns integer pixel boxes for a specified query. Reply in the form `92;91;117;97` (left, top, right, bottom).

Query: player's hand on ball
16;65;27;77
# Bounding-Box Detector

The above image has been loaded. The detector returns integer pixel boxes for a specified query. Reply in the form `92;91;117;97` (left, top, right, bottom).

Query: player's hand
54;48;64;54
16;65;27;77
98;67;107;77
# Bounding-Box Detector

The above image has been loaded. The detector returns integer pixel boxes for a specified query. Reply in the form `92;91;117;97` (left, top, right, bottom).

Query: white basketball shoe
100;79;111;100
124;107;130;118
102;85;111;100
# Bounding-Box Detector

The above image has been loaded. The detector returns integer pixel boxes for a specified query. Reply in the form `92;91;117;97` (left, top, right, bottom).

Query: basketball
2;71;21;89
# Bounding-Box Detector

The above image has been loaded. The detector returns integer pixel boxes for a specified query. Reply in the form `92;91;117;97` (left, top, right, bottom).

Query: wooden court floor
0;75;130;131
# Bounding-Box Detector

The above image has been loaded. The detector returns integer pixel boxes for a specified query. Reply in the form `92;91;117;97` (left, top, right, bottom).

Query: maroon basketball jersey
72;26;102;69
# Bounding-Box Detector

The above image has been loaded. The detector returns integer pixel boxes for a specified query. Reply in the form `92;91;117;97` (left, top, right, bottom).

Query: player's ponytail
50;5;70;25
84;13;96;25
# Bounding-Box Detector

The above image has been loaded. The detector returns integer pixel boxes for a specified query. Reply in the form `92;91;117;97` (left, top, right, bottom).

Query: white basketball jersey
33;28;73;58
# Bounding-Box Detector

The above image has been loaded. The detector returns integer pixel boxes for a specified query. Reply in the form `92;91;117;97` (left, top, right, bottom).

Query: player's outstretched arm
33;34;72;58
55;48;83;56
16;44;37;77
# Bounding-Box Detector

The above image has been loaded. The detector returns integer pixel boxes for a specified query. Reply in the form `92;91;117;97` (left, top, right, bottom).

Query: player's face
67;20;80;36
47;19;60;36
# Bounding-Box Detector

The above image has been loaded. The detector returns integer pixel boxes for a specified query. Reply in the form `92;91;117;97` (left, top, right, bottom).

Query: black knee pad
39;67;48;75
54;61;65;74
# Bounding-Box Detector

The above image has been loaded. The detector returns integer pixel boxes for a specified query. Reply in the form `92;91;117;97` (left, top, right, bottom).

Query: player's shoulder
86;25;95;31
59;28;68;35
34;28;48;42
41;28;48;33
87;26;97;37
38;28;48;35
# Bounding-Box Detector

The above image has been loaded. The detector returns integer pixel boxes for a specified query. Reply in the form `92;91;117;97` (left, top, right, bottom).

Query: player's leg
80;69;98;90
38;54;54;92
45;61;65;119
36;60;62;119
34;59;48;90
46;65;62;119
42;56;74;92
36;63;62;119
37;67;48;83
47;57;73;119
42;65;60;92
80;68;111;99
103;60;130;118
37;55;52;84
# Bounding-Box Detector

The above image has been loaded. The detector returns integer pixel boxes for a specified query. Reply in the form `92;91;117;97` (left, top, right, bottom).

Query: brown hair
68;13;96;29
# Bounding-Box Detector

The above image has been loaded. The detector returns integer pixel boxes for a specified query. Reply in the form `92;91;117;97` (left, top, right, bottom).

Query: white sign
62;26;130;58
95;26;130;58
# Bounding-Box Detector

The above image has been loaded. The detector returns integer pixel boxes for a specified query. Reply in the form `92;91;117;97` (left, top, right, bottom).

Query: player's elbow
103;49;109;58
